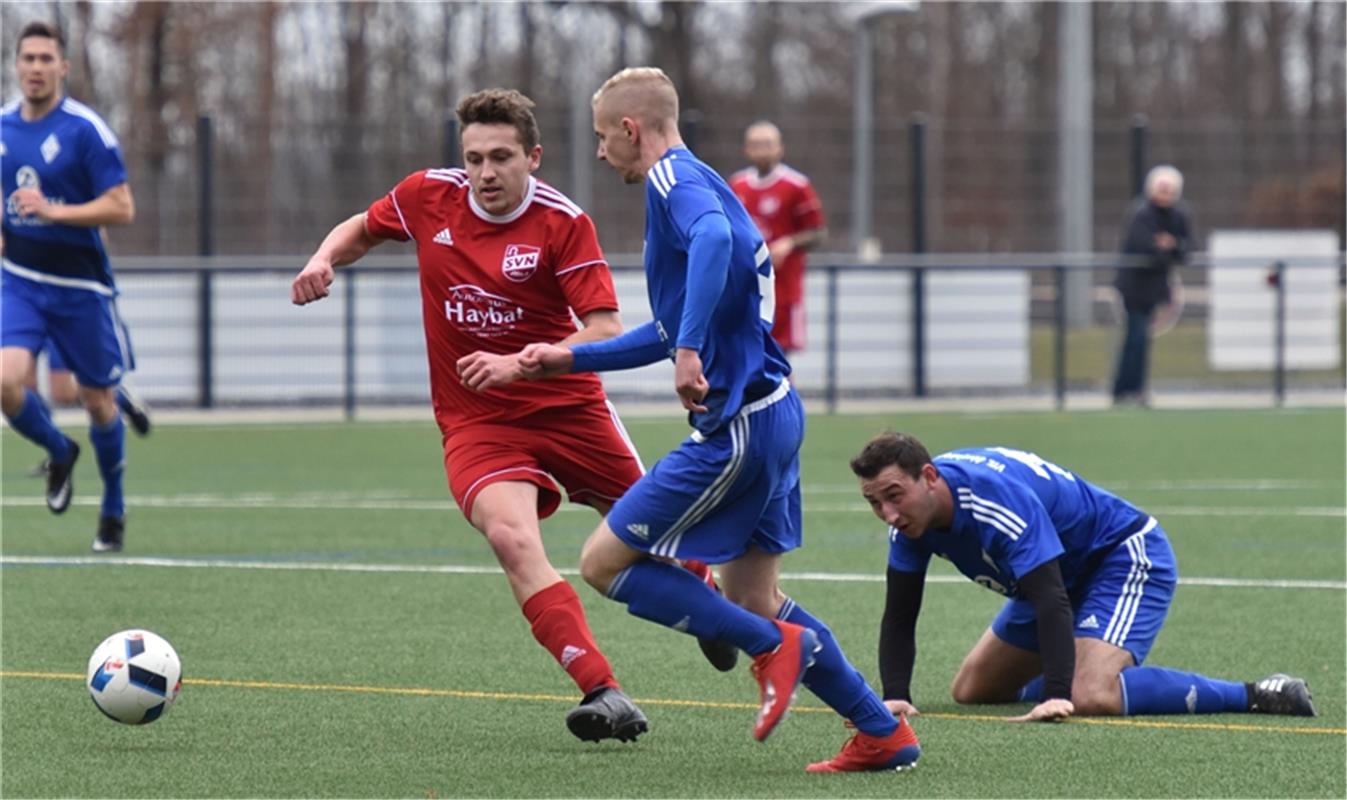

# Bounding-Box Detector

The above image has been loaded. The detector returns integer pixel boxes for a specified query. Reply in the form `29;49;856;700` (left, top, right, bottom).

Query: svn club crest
501;243;541;282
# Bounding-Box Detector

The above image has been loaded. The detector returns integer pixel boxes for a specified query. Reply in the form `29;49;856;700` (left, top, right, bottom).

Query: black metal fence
99;251;1345;417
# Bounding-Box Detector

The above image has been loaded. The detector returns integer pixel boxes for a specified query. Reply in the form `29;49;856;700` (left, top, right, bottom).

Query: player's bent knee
950;672;1012;705
1070;678;1123;716
480;521;542;571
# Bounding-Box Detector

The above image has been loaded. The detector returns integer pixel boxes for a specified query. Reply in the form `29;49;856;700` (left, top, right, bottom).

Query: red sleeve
365;171;424;242
793;179;826;232
553;213;619;318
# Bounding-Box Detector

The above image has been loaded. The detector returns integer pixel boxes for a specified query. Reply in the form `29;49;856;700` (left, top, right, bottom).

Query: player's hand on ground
457;351;523;392
292;258;335;305
1008;698;1074;722
12;187;55;221
674;348;709;413
517;343;573;379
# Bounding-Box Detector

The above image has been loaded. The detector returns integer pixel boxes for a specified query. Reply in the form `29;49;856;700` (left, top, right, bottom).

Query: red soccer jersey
365;168;619;429
730;164;826;305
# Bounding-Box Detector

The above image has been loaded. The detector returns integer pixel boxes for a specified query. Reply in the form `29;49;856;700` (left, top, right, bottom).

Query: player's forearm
787;226;826;252
1020;560;1075;700
676;214;732;351
315;213;381;268
47;184;134;227
879;567;926;701
570;321;669;373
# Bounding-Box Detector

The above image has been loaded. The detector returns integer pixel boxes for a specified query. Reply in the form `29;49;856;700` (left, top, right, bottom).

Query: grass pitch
2;408;1344;798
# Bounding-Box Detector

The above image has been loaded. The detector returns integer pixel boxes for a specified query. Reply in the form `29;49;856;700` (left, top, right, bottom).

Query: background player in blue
2;21;137;552
850;431;1317;722
459;67;921;773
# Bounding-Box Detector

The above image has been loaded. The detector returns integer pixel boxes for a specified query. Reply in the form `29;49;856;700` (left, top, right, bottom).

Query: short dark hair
455;89;541;152
16;21;65;57
849;432;933;481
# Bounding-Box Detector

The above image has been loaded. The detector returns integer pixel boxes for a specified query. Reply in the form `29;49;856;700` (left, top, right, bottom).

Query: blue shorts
607;382;804;564
991;519;1176;665
2;266;134;388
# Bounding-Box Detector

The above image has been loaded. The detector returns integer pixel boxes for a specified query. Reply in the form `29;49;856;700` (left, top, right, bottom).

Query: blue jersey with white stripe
1;97;127;289
643;146;790;436
888;448;1150;598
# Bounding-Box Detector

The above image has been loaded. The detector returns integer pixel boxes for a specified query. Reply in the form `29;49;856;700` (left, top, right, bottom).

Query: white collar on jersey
467;176;537;225
742;164;785;190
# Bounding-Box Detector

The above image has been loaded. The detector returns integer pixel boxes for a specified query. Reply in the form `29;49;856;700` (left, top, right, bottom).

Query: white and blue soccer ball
86;630;182;725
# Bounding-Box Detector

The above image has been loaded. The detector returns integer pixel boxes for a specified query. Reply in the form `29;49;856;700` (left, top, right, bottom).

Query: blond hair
592;67;680;134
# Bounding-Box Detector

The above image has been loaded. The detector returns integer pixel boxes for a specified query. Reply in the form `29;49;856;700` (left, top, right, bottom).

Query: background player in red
290;89;651;743
729;121;827;355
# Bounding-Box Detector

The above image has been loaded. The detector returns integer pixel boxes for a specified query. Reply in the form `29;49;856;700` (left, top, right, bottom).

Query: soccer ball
86;629;182;725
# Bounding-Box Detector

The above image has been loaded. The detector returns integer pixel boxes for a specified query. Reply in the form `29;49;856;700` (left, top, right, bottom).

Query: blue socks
89;415;126;519
1120;666;1248;715
607;560;781;655
778;597;898;737
1019;667;1249;715
7;388;71;461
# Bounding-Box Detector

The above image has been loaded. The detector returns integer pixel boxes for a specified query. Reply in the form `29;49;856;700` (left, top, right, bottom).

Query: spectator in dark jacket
1112;165;1191;406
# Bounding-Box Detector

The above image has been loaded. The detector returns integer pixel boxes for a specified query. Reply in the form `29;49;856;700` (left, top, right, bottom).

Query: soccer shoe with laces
805;718;922;773
565;686;649;742
117;386;152;437
92;516;125;553
45;440;80;514
683;559;739;672
1247;674;1317;716
751;620;821;742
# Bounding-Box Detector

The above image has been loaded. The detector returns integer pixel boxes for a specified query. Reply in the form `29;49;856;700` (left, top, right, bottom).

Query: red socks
522;580;618;695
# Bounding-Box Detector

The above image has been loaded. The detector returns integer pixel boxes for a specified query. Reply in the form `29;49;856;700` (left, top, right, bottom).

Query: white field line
1;493;1343;518
1;554;1342;590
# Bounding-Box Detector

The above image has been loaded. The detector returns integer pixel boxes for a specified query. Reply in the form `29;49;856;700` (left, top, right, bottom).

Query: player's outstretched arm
1008;697;1074;723
292;213;382;306
12;183;134;226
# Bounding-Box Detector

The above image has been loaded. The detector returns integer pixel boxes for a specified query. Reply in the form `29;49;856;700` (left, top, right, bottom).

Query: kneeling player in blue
459;67;920;773
850;432;1317;722
2;22;137;552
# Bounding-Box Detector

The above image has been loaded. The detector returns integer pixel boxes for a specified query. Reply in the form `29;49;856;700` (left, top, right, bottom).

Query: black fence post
443;117;460;168
196;115;214;409
1130;114;1148;197
344;270;357;420
824;266;839;414
910;114;927;398
1274;260;1286;407
1054;266;1067;411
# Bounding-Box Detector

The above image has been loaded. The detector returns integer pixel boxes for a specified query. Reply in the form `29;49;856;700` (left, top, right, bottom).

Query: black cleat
45;440;80;514
1247;674;1317;717
565;687;649;743
698;637;739;673
682;560;740;672
92;516;125;553
117;386;152;437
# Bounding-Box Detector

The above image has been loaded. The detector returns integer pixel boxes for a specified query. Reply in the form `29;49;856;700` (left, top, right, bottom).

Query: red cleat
682;559;717;590
805;718;922;773
750;620;820;741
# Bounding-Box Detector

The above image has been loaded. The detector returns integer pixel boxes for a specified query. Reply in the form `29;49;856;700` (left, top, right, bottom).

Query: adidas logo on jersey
626;523;649;540
433;227;454;247
1080;614;1100;630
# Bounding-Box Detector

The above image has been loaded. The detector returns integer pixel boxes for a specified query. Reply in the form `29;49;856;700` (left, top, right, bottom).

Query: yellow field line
6;670;1342;736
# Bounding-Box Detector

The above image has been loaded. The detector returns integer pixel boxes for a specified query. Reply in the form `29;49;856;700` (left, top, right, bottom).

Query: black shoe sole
46;442;79;515
566;710;648;743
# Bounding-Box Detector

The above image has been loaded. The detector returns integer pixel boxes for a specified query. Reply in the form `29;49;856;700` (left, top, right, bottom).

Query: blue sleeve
80;123;128;197
965;474;1063;581
570;321;670;374
676;213;732;351
664;181;724;250
887;527;933;573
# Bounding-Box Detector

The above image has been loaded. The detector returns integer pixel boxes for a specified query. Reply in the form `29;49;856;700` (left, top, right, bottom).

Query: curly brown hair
455;89;541;152
849;432;933;481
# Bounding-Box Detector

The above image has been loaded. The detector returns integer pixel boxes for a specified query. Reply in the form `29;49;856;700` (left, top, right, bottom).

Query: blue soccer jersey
2;97;128;289
642;146;790;436
888;447;1153;597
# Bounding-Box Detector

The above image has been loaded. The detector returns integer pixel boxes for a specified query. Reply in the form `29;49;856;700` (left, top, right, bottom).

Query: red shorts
442;400;645;521
772;300;806;353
